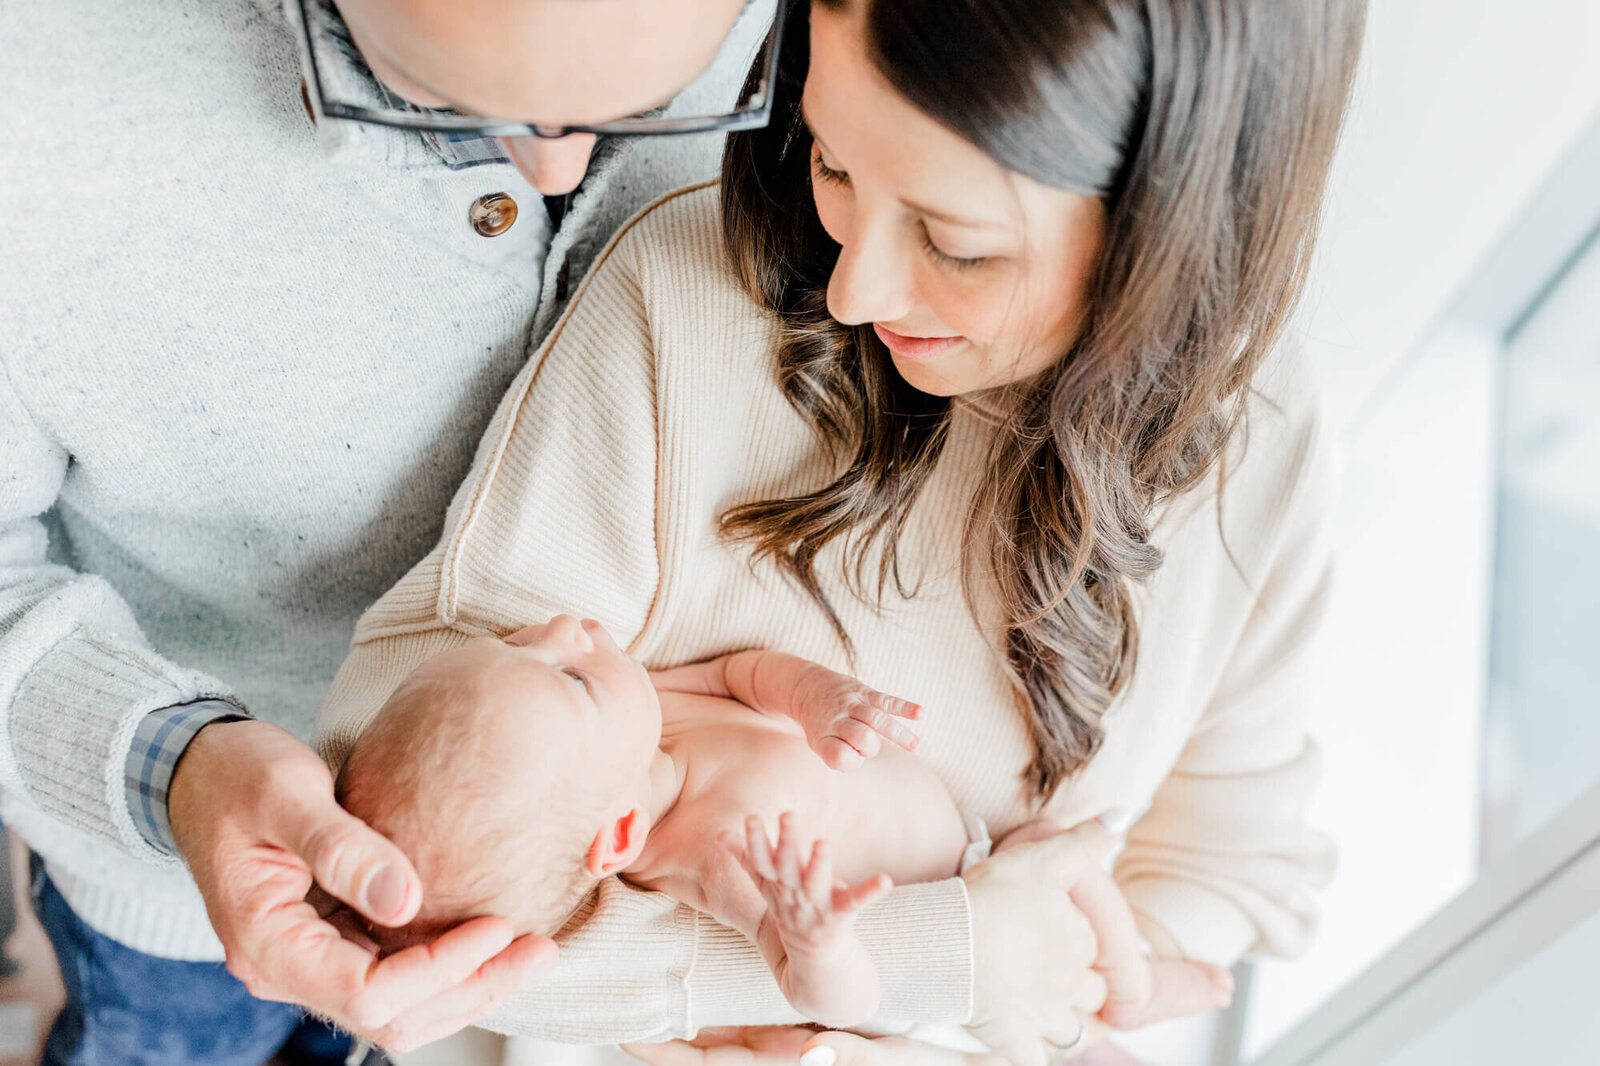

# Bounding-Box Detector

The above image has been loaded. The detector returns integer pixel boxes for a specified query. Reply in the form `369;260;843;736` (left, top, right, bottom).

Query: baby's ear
586;808;648;877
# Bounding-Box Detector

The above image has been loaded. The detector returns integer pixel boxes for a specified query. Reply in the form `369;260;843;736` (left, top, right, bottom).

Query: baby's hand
793;664;921;770
719;813;892;960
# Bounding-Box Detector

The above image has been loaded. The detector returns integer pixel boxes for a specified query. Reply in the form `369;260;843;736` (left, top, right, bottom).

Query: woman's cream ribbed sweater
317;183;1336;1043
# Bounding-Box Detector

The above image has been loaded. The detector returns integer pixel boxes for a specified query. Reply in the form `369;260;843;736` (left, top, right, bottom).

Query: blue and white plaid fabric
124;701;247;854
418;122;512;171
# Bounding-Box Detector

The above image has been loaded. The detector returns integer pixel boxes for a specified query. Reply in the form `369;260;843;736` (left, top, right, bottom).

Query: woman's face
804;2;1108;397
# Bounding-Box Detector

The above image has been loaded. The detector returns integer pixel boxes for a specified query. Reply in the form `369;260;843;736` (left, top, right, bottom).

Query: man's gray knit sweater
0;0;768;959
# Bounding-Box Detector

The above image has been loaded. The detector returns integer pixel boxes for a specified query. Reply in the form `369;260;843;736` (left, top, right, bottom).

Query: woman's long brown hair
721;0;1365;797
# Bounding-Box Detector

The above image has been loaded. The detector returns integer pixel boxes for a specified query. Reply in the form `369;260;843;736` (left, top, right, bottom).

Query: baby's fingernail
799;1047;837;1066
363;865;407;920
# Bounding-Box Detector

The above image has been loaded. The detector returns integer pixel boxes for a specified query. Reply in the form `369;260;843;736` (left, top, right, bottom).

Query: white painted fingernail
799;1047;837;1066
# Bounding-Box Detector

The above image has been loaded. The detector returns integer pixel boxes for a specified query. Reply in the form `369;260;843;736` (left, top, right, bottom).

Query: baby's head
337;615;663;947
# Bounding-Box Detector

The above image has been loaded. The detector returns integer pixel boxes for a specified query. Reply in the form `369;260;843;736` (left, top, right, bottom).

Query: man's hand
168;719;557;1052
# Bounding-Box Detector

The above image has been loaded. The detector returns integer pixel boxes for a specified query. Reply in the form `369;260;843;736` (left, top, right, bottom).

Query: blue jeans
31;854;356;1066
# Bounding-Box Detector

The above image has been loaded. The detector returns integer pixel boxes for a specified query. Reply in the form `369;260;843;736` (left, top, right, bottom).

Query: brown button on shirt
470;193;518;237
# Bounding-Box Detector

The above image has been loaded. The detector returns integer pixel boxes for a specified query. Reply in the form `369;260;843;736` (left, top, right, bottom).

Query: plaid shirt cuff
124;701;248;855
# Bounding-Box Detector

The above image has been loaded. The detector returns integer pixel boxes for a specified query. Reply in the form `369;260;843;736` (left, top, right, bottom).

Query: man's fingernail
364;865;407;918
799;1047;837;1066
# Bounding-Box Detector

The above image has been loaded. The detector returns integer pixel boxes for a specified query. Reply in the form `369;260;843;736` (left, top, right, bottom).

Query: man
0;0;774;1060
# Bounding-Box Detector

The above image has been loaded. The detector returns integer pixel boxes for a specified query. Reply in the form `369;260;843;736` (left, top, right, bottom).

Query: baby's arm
711;812;893;1029
651;651;920;770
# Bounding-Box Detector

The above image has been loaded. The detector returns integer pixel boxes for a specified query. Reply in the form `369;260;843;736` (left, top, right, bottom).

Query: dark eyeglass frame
292;0;788;140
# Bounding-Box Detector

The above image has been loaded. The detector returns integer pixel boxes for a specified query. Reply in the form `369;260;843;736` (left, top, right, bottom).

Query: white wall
1298;0;1600;432
1243;324;1497;1057
1240;0;1600;1057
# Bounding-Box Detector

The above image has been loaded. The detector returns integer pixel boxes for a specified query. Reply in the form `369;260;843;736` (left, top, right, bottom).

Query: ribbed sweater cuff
1120;877;1259;966
10;628;240;867
687;877;974;1031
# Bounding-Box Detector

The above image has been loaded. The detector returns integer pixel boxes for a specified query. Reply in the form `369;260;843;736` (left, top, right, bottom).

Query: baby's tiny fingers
801;839;833;904
814;736;864;771
745;816;779;882
775;813;804;885
832;873;892;915
867;691;922;720
834;719;882;760
716;829;749;864
852;705;920;752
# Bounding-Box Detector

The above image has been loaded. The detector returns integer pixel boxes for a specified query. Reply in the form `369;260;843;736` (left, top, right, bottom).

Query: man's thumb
287;800;423;927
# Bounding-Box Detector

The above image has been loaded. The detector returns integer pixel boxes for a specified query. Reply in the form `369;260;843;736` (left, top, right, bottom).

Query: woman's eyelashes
809;150;988;272
919;228;988;272
810;149;849;188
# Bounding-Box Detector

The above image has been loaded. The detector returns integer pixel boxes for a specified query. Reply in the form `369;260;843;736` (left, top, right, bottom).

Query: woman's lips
873;322;961;362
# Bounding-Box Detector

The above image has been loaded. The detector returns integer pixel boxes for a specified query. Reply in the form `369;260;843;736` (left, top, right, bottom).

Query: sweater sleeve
0;356;241;869
317;195;975;1041
1114;364;1340;967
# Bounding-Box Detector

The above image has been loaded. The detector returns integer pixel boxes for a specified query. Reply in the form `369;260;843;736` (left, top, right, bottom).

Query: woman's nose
825;221;916;327
498;133;598;196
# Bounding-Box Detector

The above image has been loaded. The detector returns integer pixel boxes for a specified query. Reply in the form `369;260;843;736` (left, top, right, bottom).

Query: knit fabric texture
318;185;1339;1042
0;0;772;959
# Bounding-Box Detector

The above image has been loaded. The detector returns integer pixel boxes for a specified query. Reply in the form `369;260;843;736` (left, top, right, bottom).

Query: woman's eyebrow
907;198;1010;232
801;104;1010;233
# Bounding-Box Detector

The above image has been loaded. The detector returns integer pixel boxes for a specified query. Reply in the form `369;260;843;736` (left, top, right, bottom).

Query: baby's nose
547;613;595;652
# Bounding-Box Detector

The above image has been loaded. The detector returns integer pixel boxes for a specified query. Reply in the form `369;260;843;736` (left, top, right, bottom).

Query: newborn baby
335;614;1228;1031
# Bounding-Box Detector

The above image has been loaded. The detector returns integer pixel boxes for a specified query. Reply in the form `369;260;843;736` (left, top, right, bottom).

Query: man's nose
499;133;598;196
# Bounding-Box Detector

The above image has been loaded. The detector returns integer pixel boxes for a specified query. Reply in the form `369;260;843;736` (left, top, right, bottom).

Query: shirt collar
287;0;510;171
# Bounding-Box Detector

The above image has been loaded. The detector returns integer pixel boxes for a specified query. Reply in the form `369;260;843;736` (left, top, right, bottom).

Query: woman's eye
810;148;850;187
920;229;988;272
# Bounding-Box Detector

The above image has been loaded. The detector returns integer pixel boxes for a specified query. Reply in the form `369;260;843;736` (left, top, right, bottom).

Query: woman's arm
316;191;981;1043
1114;359;1340;966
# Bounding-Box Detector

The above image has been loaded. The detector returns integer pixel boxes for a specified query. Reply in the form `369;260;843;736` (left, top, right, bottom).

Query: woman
317;0;1365;1061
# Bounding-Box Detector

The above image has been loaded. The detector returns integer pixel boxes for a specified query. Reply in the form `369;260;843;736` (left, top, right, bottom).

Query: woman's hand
968;818;1233;1062
167;719;558;1052
962;822;1114;1065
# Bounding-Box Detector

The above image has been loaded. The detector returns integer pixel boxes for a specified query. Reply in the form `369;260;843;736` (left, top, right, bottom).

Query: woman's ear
586;807;648;877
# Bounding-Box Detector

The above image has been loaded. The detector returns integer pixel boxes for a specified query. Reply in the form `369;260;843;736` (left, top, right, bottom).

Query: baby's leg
719;812;893;1029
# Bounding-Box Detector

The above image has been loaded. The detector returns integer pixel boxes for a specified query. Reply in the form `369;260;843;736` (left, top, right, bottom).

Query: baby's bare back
626;692;969;929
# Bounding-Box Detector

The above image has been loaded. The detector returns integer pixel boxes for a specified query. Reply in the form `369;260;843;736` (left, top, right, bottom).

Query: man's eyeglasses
291;0;788;140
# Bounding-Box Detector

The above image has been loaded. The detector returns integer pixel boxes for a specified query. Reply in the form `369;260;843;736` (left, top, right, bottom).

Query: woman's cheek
921;277;1001;348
